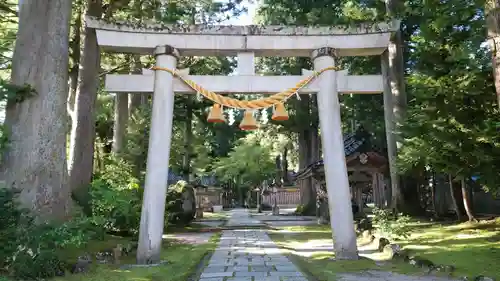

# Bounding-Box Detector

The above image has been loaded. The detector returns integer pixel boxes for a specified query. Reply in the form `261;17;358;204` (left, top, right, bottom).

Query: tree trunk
448;174;463;221
433;174;449;218
298;129;310;170
309;126;321;162
282;146;289;184
1;0;73;220
461;179;476;221
112;93;129;153
382;0;407;212
68;0;102;195
382;52;404;212
182;98;193;181
68;0;82;117
485;0;500;108
94;140;102;173
355;184;364;215
128;54;144;115
298;128;316;214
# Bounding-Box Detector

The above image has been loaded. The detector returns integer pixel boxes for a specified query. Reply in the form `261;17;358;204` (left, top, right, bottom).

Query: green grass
53;233;220;281
398;218;500;279
268;226;420;280
288;254;419;281
167;223;210;233
200;212;229;220
269;218;500;280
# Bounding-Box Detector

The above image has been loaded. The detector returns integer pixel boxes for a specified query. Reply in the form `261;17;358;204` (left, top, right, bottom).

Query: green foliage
0;188;104;280
165;181;196;227
0;125;9;157
90;156;142;234
0;80;36;103
124;103;151;180
213;138;277;188
97;155;140;189
295;204;305;215
94;93;115;154
396;0;500;195
372;207;412;240
0;188;30;269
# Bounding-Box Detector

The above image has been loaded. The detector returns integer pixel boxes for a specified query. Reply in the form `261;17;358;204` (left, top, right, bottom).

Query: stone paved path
226;209;265;227
198;209;308;281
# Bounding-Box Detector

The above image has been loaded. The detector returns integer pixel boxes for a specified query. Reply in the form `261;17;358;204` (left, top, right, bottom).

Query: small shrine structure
295;127;387;222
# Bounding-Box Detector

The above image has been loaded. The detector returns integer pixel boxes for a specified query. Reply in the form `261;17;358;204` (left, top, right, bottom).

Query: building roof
293;127;386;181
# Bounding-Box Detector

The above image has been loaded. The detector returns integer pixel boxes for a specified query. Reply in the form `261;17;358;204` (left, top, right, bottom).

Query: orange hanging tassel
207;104;226;123
239;110;258;130
272;103;289;121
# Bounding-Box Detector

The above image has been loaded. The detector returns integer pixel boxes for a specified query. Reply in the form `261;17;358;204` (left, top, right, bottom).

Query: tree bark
448;174;463;221
433;174;449;218
354;183;364;215
67;0;102;196
383;0;407;212
182;98;193;181
282;146;289;184
461;179;476;221
298;128;315;214
1;0;73;220
128;54;144;115
68;0;82;117
112;93;129;153
309;125;321;162
382;51;404;212
485;0;500;108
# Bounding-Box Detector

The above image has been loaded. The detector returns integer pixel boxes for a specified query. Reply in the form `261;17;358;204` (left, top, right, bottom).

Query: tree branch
99;61;131;77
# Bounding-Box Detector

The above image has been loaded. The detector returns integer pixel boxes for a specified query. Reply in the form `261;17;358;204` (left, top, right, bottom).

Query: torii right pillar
313;47;358;260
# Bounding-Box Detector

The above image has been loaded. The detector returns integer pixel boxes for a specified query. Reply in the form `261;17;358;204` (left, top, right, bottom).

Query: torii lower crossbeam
105;71;383;94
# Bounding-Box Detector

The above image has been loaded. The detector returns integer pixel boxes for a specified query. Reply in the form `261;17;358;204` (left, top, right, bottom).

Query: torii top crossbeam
85;17;400;57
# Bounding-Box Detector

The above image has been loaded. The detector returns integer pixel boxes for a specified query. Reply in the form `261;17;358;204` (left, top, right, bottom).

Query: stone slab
226;266;250;272
200;272;234;278
225;277;252;281
250;265;274;272
258;277;281;281
281;277;309;281
275;265;300;272
234;271;268;277
202;266;227;273
270;271;305;277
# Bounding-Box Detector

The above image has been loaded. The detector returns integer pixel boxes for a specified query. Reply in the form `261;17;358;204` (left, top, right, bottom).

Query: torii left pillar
136;45;179;264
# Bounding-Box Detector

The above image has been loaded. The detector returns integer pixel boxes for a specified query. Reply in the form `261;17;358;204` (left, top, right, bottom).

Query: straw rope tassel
151;66;339;110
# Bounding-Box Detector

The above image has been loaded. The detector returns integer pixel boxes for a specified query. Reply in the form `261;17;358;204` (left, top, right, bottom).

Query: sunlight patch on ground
200;211;230;220
269;219;500;280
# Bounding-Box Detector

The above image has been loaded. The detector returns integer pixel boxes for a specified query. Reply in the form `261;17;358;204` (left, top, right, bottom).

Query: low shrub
372;207;412;240
90;178;141;234
295;204;305;215
0;188;105;280
166;181;196;227
90;156;142;234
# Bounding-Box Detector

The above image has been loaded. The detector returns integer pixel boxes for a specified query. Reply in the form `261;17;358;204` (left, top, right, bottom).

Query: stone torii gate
86;17;400;263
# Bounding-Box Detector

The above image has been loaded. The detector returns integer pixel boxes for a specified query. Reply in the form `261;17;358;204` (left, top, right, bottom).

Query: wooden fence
195;191;222;209
262;189;301;206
